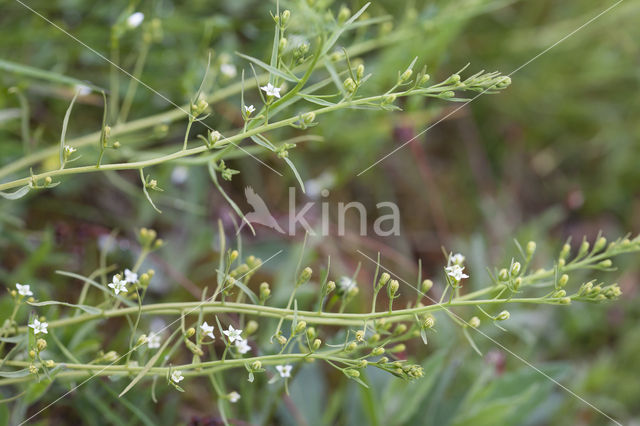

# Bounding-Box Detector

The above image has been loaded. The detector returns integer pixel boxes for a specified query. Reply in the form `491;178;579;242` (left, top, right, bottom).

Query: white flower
201;321;215;340
220;63;237;78
260;83;281;98
29;319;48;335
124;269;138;284
449;253;465;266
276;364;292;378
171;370;184;383
235;338;250;354
338;276;356;293
147;332;161;349
244;104;255;115
127;12;145;29
228;391;241;403
222;325;243;343
445;264;469;281
16;283;33;297
63;145;76;156
108;275;127;295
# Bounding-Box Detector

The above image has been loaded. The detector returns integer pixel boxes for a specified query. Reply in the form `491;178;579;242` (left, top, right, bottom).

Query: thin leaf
59;89;80;167
207;162;255;235
283;157;305;193
0;186;30;200
250;134;277;151
231;279;259;305
236;53;298;83
0;58;103;90
0;368;31;378
139;168;162;213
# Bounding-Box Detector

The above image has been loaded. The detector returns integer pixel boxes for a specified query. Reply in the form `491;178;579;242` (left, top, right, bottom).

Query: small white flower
124;269;138;284
337;276;356;293
200;321;215;340
235;338;250;354
445;264;469;281
220;63;237;78
171;370;184;383
244;104;255;115
108;275;127;295
222;325;243;343
16;283;33;297
63;145;76;156
260;83;281;98
127;12;145;29
276;364;292;378
147;332;161;349
228;391;241;403
449;253;465;266
29;319;48;335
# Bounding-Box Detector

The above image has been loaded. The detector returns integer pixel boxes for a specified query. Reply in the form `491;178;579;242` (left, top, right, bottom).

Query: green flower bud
371;347;385;356
312;338;322;350
388;279;399;296
306;327;316;340
297;267;312;287
553;289;566;298
251;360;262;370
186;327;196;338
229;250;239;263
419;73;430;85
338;6;351;23
513;277;522;291
390;344;406;353
356;64;365;80
496;310;510;321
346;341;358;352
382;94;396;105
281;10;291;26
560;243;571;260
593;236;607;252
29;364;39;374
325;280;336;294
422;315;435;329
369;333;380;344
510;262;521;276
277;335;287;345
355;330;365;342
185;339;204;356
343;77;357;93
393;324;407;335
469;316;480;328
36;338;47;351
29;350;36;359
45;360;55;368
399;68;413;83
598;259;612;268
344;368;360;378
558;258;566;267
377;272;391;289
421;279;433;293
558;274;569;288
245;320;258;335
259;282;271;301
136;334;148;346
498;268;509;281
579;240;590;257
378;356;389;364
279;37;288;52
294;321;307;334
526;241;536;258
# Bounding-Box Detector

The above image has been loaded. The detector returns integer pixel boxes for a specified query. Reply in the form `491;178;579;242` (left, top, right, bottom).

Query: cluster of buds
216;160;239;181
139;228;163;251
459;71;511;93
276;143;295;159
199;129;223;149
576;282;622;302
379;360;424;381
190;94;209;118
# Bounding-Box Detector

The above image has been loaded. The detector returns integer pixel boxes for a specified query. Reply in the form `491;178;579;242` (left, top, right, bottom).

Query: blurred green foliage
1;0;639;425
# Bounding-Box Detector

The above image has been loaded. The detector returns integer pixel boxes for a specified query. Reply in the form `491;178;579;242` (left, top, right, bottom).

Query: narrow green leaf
236;53;298;83
207;162;255;235
0;186;30;200
231;279;259;305
60;90;80;167
0;368;31;378
284;157;306;193
0;58;103;90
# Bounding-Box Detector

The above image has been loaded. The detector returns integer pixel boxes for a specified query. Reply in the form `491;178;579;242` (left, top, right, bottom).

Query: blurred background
1;0;639;424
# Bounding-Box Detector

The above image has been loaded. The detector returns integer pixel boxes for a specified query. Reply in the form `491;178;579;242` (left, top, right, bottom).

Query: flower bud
496;310;510;321
294;321;307;334
382;94;396;105
469;316;480;328
421;279;433;293
297;267;312;287
136;335;148;346
553;289;566;298
356;64;365;80
377;272;390;289
279;37;288;52
558;258;566;267
388;279;399;296
325;280;336;294
355;330;365;342
344;368;360;378
251;360;262;370
560;243;571;260
399;68;413;83
513;277;522;291
558;274;569;288
113;141;121;149
390;344;406;353
312;338;322;350
526;241;536;258
281;10;291;26
393;324;407;336
343;77;357;93
578;240;590;257
103;351;118;362
369;333;380;344
229;250;239;263
346;341;358;352
185;339;204;356
259;282;271;301
36;338;47;351
186;327;196;338
559;297;571;305
245;320;258;335
422;315;435;329
498;268;509;281
371;347;385;356
45;176;52;185
419;73;430;85
29;350;36;358
302;111;315;124
45;360;55;368
306;327;316;340
598;259;612;268
29;364;39;374
338;6;351;23
510;262;521;276
277;335;287;345
593;236;607;252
